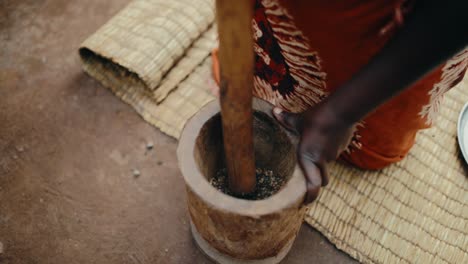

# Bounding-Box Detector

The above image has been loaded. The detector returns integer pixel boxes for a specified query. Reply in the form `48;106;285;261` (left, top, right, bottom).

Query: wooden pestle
215;0;256;195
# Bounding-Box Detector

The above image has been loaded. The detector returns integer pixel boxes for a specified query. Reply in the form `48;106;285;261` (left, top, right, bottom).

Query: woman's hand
273;104;355;204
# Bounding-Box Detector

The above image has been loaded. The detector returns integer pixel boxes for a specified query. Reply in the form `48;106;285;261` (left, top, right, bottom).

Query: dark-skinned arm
273;0;468;203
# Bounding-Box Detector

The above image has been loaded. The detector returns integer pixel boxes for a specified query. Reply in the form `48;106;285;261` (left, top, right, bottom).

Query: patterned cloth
213;0;467;169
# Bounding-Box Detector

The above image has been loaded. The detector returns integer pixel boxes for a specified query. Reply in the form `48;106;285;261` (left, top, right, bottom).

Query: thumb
298;150;324;204
273;107;300;133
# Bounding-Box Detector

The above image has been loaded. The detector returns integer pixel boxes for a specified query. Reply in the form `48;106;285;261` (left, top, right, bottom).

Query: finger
318;162;329;187
305;181;320;204
273;107;300;133
297;151;322;204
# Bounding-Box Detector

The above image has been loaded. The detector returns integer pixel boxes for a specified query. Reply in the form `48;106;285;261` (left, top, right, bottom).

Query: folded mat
79;0;216;104
79;0;468;263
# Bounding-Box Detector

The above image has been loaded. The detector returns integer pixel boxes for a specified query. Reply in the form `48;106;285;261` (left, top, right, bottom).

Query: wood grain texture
177;98;306;261
216;0;256;194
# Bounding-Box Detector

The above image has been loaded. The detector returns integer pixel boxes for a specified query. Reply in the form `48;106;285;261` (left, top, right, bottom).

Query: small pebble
157;161;163;166
164;248;169;252
16;146;24;152
146;142;154;150
132;169;141;178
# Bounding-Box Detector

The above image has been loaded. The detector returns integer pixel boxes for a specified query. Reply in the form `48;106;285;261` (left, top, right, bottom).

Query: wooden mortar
178;98;307;263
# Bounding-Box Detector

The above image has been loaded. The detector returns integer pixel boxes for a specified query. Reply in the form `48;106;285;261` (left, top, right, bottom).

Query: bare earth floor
0;1;357;263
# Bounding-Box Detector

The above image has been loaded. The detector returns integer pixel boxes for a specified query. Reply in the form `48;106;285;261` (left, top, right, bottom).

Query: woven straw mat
306;79;468;264
79;0;468;263
80;0;216;104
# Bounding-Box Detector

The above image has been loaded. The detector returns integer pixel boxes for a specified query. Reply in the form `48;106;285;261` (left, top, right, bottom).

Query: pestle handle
216;0;256;194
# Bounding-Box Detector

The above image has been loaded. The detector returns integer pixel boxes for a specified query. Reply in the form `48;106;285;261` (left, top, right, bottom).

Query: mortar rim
177;98;307;217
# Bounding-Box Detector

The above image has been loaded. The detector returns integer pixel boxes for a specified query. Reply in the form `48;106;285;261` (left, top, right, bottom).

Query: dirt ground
0;1;356;263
